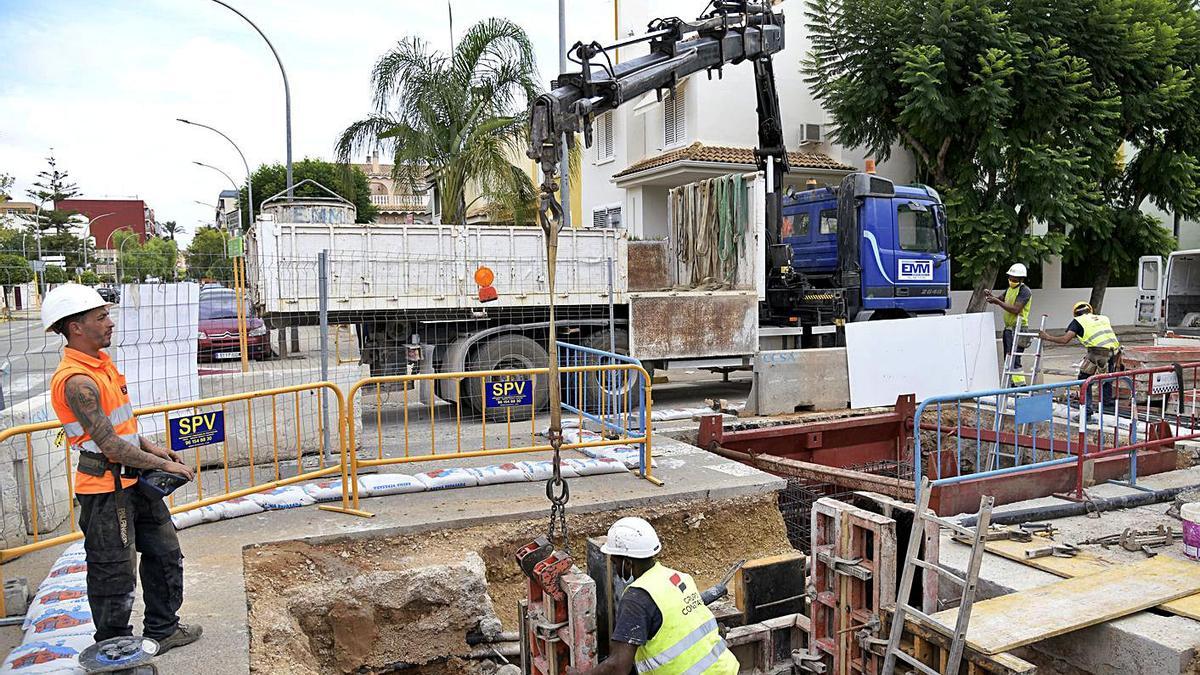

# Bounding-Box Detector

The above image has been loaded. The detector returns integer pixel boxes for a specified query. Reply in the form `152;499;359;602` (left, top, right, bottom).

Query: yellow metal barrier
326;363;657;517
0;381;349;613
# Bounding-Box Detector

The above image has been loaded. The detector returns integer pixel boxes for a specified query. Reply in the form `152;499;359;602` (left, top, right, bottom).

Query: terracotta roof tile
612;141;855;178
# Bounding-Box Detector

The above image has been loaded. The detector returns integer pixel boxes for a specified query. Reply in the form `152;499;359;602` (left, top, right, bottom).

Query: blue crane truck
763;172;951;344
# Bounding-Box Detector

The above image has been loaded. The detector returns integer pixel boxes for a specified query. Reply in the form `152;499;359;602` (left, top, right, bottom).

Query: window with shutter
595;112;615;162
591;204;622;229
663;83;686;147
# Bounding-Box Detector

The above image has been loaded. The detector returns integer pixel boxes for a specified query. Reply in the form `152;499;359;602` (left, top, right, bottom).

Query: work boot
154;623;203;655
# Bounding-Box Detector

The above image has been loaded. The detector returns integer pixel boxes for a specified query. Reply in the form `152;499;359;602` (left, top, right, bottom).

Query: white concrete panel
110;283;200;435
846;313;999;408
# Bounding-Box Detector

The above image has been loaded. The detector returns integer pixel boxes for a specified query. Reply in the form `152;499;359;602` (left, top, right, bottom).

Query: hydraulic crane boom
527;1;789;554
529;1;788;231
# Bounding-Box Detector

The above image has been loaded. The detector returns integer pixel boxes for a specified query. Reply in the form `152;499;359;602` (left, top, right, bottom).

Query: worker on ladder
569;517;739;675
984;263;1033;384
1039;301;1123;379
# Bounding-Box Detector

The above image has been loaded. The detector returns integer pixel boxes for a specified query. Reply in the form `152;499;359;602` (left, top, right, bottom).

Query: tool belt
77;451;139;480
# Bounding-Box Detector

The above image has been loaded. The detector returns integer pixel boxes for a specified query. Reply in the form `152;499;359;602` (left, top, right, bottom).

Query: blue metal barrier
556;341;647;438
915;380;1086;494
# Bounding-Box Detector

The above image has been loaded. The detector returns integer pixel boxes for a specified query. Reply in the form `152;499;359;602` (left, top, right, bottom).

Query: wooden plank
971;536;1200;621
932;556;1200;654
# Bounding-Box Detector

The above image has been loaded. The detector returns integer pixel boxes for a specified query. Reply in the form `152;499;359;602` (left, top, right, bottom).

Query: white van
1137;250;1200;335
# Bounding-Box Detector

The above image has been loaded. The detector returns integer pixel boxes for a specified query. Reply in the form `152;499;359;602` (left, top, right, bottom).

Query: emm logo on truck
898;259;934;282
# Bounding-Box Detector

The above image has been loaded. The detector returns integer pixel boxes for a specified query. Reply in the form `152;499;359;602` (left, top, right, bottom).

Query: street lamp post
207;0;293;197
193;162;242;234
178;119;254;230
81;212;115;269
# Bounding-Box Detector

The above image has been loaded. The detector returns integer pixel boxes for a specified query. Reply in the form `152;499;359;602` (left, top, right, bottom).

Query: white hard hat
601;517;662;559
41;284;111;333
1006;263;1028;278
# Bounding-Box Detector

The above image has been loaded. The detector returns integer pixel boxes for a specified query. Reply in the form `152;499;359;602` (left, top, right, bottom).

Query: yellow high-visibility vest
1076;314;1120;351
628;563;739;675
1004;284;1032;329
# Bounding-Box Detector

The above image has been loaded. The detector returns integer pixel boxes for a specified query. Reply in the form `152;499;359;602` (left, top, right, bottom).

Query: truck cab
1137;250;1200;335
779;174;950;322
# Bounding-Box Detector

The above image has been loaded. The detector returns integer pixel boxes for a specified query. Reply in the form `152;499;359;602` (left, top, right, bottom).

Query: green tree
0;254;33;286
240;159;378;229
0;173;13;202
184;227;234;283
113;230;178;283
335;18;539;225
1056;1;1198;309
39;232;86;269
159;220;184;241
42;265;68;284
25;151;81;236
79;270;100;285
805;0;1118;310
0;253;32;318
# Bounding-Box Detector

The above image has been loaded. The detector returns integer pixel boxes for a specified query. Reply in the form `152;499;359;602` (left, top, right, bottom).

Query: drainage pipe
466;631;520;646
958;483;1200;527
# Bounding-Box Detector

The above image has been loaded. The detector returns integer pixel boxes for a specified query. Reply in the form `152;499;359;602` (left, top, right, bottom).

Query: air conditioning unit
798;123;823;145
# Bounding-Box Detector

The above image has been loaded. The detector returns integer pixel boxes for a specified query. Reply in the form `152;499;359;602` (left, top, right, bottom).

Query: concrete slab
0;435;783;675
939;466;1200;674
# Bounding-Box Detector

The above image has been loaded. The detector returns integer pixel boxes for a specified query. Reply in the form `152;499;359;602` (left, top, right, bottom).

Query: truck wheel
464;334;550;422
575;329;648;406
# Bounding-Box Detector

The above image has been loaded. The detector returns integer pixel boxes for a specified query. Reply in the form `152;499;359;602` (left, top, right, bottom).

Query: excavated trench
243;492;793;674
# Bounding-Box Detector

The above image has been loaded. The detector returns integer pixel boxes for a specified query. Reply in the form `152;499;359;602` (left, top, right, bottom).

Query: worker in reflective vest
984;263;1033;385
44;285;203;654
570;517;738;675
1039;301;1123;378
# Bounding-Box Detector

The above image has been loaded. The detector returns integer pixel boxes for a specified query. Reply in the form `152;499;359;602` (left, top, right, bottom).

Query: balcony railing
369;194;429;210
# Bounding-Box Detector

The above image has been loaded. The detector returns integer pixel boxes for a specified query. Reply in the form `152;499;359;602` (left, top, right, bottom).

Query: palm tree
160;220;183;241
336;18;540;225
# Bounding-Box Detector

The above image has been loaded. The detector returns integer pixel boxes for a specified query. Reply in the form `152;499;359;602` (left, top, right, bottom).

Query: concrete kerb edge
239;476;788;554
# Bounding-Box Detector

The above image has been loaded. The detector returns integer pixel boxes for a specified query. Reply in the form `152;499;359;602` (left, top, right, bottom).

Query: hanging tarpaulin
668;173;749;289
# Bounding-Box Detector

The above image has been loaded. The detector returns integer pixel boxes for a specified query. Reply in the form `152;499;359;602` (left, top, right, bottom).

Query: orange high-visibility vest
50;348;139;494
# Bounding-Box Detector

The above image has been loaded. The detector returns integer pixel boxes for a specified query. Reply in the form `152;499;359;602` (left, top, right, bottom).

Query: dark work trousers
77;487;184;642
1002;328;1024;371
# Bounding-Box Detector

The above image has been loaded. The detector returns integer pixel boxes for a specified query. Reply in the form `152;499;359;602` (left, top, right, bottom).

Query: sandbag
581;446;649;470
249;486;315;511
468;464;529;486
514;460;580;482
2;637;89;674
171;509;206;530
415;468;478;491
357;473;424;496
302;478;347;502
23;585;87;631
23;603;93;642
564;457;629;476
43;560;87;585
222;496;265;518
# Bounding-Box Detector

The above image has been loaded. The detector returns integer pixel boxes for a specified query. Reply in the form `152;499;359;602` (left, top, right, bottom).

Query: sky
0;0;616;245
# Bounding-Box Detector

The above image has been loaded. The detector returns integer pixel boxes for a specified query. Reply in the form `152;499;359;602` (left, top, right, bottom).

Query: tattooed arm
64;375;195;479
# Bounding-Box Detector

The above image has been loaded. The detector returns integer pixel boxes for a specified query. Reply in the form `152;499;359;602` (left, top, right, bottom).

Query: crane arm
528;1;787;231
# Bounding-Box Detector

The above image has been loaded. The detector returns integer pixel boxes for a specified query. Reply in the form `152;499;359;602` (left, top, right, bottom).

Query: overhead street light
178;118;254;230
206;0;293;197
80;212;115;268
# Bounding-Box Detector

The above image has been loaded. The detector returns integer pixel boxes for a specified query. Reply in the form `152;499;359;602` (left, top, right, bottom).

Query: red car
198;289;271;361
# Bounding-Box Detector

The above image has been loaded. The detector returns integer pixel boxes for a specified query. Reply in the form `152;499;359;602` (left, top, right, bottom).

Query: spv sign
169;411;226;451
485;376;534;407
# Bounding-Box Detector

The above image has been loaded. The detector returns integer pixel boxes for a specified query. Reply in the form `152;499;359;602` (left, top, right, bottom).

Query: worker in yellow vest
1039;301;1122;378
43;285;203;653
570;517;739;675
984;263;1033;384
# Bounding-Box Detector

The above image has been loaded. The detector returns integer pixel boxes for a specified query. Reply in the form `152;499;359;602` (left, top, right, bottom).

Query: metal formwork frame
811;497;898;675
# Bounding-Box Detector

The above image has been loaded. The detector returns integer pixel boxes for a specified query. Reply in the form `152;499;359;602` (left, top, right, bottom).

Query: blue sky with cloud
0;0;614;243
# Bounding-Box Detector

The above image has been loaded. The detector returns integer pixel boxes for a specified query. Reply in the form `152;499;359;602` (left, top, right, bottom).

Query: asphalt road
0;315;63;409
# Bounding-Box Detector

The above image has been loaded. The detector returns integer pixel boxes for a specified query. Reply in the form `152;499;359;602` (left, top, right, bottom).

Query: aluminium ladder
882;478;994;675
986;314;1047;470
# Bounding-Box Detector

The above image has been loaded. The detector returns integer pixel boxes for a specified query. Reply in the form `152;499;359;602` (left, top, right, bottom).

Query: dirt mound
245;492;792;673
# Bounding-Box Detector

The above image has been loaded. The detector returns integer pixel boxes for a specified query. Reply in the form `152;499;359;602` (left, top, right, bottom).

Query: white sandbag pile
2;543;92;674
